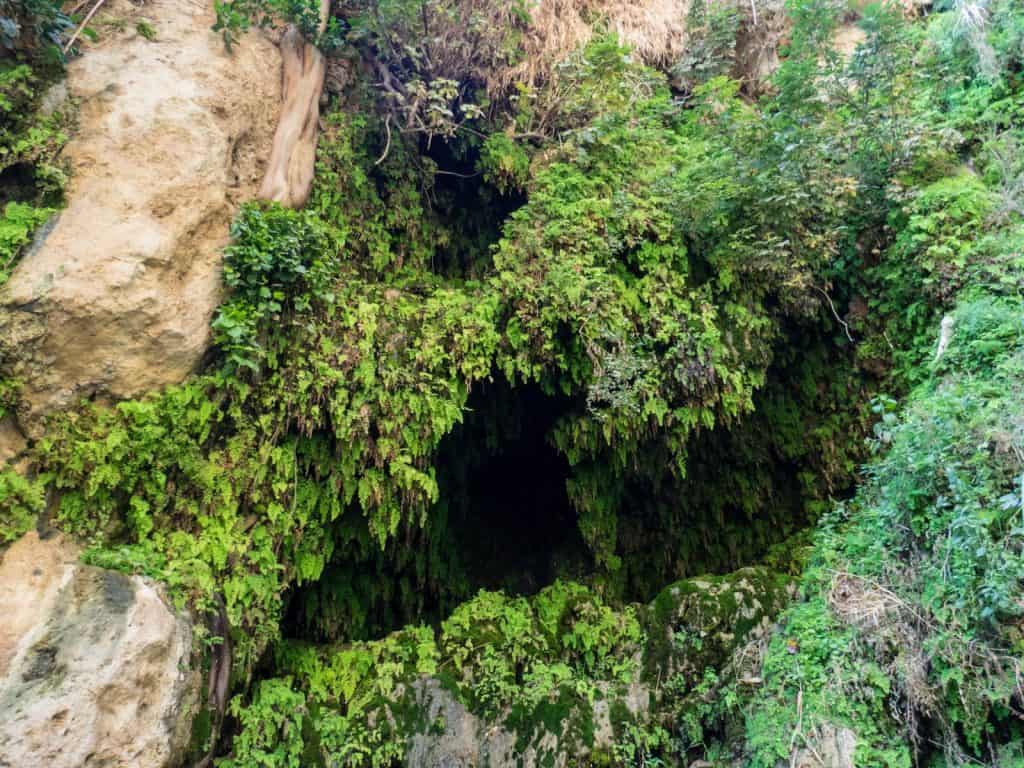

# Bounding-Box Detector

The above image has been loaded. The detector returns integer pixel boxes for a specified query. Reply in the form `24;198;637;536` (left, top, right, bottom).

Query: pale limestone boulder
0;0;280;442
794;725;857;768
0;532;199;768
404;677;631;768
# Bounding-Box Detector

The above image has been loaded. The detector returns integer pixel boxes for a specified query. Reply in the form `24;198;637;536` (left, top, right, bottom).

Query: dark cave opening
434;380;592;596
280;345;862;646
419;135;527;278
280;318;870;646
0;162;45;206
281;379;591;645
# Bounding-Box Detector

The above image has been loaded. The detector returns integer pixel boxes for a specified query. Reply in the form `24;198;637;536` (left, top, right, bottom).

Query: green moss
642;567;793;687
507;685;591;755
0;469;44;543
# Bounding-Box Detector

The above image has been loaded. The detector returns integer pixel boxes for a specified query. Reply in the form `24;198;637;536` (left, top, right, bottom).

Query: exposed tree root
258;0;330;209
194;603;233;768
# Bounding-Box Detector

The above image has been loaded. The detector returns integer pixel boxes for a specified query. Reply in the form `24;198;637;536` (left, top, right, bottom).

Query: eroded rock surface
647;565;795;681
405;677;649;768
0;0;280;442
794;724;857;768
0;531;198;768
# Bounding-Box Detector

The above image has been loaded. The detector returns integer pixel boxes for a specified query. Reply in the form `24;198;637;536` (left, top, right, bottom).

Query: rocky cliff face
0;0;280;448
0;532;198;768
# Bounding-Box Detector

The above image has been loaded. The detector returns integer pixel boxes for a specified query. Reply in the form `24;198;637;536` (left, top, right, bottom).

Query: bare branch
814;285;855;343
374;114;393;167
63;0;108;54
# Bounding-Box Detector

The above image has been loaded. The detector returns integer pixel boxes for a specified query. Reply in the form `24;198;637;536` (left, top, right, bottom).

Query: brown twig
789;687;803;768
63;0;107;54
433;169;481;179
814;285;855;343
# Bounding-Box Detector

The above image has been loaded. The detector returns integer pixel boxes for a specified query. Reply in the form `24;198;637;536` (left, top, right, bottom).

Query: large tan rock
0;531;199;768
794;724;857;768
0;0;280;440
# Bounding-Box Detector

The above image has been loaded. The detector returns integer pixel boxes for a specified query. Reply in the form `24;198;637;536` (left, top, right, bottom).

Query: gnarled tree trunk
259;0;330;209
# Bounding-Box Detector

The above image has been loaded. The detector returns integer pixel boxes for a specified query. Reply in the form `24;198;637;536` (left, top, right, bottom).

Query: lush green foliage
743;2;1024;763
6;0;1024;764
213;0;342;50
224;570;790;767
27;27;867;661
0;468;44;543
0;0;72;55
224;582;642;767
220;678;309;768
671;0;740;90
0;3;69;286
749;294;1024;765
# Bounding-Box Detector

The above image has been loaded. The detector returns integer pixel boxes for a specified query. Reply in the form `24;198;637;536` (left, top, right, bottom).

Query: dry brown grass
363;0;788;139
497;0;788;93
827;569;1024;763
597;0;693;63
507;0;708;85
828;571;908;631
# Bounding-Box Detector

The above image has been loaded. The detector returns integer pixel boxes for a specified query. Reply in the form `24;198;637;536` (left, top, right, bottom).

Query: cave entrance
435;379;591;596
419;134;527;279
282;336;867;648
282;378;590;645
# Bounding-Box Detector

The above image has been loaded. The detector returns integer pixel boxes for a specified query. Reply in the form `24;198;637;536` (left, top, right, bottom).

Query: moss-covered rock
226;569;794;766
643;566;795;687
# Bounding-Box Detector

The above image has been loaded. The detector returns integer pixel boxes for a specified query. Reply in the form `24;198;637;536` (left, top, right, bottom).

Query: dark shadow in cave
281;378;591;645
0;162;43;206
419;135;526;278
435;379;592;596
282;323;871;644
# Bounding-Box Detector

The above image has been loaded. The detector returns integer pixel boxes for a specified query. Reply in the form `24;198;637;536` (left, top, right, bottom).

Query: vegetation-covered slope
2;0;1024;765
